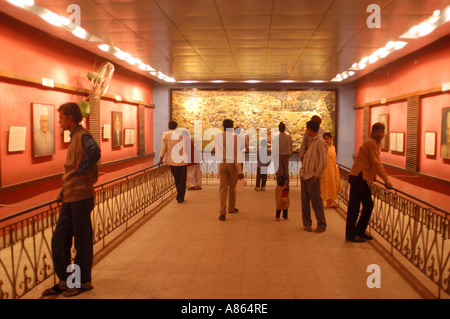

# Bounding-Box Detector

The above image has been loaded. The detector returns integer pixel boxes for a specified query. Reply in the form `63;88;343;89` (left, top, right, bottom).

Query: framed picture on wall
112;111;123;147
389;132;404;153
32;103;55;157
424;131;436;156
8;126;27;152
124;128;135;145
379;114;389;150
441;107;450;159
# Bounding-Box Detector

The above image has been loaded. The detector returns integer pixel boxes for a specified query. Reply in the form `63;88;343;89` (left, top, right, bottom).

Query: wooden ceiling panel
1;0;449;83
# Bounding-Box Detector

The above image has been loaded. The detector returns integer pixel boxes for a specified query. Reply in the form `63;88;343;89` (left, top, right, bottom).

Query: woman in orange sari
321;132;340;208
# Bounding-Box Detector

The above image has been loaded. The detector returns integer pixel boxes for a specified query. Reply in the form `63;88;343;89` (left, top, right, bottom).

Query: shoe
358;233;373;240
187;187;196;190
261;187;265;191
218;215;226;221
228;208;239;214
304;225;313;232
346;236;366;243
276;217;280;221
254;187;261;191
313;227;326;233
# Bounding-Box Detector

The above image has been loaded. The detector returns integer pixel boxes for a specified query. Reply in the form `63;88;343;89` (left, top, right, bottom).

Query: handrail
0;162;164;224
337;163;449;217
0;163;175;299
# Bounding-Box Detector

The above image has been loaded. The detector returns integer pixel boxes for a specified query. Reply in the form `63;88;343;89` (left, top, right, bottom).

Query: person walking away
255;139;271;191
182;130;202;190
215;119;244;221
158;121;188;203
300;120;328;233
274;122;293;185
321;132;340;208
42;102;100;297
346;122;393;243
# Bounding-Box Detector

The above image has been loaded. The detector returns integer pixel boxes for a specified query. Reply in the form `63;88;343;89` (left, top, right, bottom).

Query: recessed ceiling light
211;80;225;83
310;80;325;83
245;80;260;83
280;80;295;83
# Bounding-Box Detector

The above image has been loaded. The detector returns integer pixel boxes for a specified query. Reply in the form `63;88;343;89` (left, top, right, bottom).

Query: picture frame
424;131;436;156
170;89;337;152
8;126;27;152
32;103;55;157
389;132;404;153
103;124;111;139
124;128;135;145
441;107;450;159
379;114;389;151
112;111;123;147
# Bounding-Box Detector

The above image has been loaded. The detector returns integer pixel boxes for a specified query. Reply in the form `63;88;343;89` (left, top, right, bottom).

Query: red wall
0;15;154;193
354;36;450;211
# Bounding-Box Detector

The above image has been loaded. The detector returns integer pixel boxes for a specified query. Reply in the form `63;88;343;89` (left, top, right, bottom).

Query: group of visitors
40;101;393;298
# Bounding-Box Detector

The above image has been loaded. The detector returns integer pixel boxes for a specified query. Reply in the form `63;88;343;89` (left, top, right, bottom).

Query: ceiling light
114;49;127;60
72;26;87;39
310;80;325;83
418;22;435;37
41;11;62;26
280;80;295;83
98;44;110;52
7;0;34;8
211;80;225;83
245;80;260;83
179;81;198;83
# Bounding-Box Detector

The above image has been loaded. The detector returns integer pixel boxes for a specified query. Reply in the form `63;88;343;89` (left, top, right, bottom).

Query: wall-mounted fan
78;61;115;117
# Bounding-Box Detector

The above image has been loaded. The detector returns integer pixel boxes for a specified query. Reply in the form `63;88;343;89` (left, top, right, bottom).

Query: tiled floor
32;183;428;299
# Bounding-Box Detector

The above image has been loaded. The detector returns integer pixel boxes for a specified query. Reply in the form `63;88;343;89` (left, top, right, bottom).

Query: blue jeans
51;197;94;284
301;178;326;228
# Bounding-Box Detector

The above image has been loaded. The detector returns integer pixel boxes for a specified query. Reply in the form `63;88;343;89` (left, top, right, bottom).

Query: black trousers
255;167;268;188
52;197;94;285
345;173;374;239
170;165;187;203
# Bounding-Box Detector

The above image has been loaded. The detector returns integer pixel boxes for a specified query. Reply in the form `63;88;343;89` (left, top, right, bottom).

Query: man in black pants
158;121;188;203
346;122;393;242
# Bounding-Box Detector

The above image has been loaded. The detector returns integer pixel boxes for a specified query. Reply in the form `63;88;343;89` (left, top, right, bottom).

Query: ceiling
1;0;450;84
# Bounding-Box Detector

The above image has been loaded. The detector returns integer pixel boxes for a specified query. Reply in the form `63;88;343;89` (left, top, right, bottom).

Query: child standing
275;175;290;221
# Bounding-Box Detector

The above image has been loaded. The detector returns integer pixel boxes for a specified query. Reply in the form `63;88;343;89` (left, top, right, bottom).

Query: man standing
215;119;244;221
300;120;328;233
346;122;393;243
158;121;188;203
274;122;293;184
299;115;326;162
42;102;100;297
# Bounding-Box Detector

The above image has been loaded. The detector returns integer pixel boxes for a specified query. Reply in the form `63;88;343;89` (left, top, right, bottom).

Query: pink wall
354;36;450;211
355;36;450;105
420;94;450;180
370;101;408;169
0;14;154;189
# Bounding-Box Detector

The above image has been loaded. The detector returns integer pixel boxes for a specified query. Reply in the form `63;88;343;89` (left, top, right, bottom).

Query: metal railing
1;157;448;298
336;164;450;298
0;164;175;299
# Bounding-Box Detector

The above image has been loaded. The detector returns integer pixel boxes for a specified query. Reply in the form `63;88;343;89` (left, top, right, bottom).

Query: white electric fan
79;61;115;117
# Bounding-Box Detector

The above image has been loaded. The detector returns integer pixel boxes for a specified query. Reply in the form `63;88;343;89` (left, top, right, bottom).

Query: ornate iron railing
0;164;175;299
336;164;450;298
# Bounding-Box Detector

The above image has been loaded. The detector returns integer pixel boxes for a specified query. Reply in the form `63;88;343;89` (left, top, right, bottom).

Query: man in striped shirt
300;120;328;233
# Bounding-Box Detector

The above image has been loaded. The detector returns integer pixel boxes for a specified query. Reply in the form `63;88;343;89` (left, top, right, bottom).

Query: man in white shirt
300;120;328;233
215;119;244;221
158;121;188;203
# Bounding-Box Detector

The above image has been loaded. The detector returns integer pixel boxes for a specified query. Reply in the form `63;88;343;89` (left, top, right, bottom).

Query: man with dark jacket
42;102;100;297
